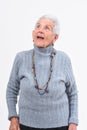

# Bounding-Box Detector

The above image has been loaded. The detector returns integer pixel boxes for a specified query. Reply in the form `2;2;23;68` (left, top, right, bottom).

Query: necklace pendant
38;86;43;90
35;85;42;90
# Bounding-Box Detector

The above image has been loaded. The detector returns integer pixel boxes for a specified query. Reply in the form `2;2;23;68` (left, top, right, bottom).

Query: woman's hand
68;124;77;130
9;117;20;130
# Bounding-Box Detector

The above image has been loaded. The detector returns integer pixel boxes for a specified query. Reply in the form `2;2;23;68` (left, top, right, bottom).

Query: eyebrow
36;23;53;28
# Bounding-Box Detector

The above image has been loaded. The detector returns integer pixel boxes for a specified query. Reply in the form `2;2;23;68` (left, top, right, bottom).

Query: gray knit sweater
6;44;78;128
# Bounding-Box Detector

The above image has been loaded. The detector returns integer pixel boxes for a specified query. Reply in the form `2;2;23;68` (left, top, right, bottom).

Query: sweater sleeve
6;53;21;120
65;56;78;125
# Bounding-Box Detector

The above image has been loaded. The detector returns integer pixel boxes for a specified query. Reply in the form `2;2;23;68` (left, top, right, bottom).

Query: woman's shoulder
55;50;72;67
16;49;33;57
13;49;33;63
56;49;71;61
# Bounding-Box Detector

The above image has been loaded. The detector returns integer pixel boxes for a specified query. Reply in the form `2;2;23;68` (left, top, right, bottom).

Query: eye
45;25;51;31
35;24;40;29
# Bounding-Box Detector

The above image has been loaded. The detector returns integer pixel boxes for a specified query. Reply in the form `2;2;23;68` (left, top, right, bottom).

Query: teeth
37;36;44;39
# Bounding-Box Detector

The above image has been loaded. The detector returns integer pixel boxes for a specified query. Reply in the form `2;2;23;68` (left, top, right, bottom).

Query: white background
0;0;87;129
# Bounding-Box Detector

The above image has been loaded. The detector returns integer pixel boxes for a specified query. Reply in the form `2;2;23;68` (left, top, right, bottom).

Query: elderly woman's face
32;18;58;48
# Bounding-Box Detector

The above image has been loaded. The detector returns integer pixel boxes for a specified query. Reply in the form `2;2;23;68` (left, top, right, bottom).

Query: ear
55;34;59;40
53;34;59;43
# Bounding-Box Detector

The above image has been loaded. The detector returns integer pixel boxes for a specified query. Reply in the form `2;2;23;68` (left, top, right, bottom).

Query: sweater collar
33;44;54;55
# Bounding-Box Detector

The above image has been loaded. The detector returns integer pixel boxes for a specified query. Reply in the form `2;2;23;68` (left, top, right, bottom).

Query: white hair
36;14;60;35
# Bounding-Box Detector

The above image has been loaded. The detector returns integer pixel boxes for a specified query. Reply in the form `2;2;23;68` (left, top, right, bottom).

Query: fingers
68;124;77;130
9;117;20;130
18;126;21;130
9;123;20;130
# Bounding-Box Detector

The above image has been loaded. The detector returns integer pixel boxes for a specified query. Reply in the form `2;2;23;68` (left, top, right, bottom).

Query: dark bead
54;52;56;55
35;85;38;89
50;55;53;58
45;88;49;93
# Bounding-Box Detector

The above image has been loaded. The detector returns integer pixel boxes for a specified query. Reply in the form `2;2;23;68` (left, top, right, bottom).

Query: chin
35;43;46;48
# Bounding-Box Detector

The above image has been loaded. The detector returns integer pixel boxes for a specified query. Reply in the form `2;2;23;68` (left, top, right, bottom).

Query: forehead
36;18;54;26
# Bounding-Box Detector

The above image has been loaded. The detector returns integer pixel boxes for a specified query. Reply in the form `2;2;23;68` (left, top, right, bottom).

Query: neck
33;44;54;55
37;43;54;48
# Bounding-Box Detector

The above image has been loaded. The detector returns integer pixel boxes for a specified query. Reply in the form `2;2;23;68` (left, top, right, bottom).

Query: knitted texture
6;44;78;128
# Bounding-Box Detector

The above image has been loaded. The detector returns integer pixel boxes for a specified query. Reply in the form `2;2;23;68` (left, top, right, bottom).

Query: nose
38;27;44;34
38;26;44;32
38;31;43;34
39;27;43;32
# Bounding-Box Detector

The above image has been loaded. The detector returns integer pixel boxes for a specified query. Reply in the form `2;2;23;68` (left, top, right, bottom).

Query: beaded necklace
32;48;56;95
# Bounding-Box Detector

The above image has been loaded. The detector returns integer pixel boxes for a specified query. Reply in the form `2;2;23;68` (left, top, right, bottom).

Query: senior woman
6;14;78;130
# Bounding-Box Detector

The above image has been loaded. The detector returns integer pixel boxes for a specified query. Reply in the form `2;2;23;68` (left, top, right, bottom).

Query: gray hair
36;14;60;35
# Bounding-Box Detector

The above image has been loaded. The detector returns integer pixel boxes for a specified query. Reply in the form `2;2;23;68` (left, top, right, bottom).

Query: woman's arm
65;56;78;126
6;53;21;120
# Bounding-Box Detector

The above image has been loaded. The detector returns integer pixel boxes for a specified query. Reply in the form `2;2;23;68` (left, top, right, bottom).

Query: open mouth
37;36;44;39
